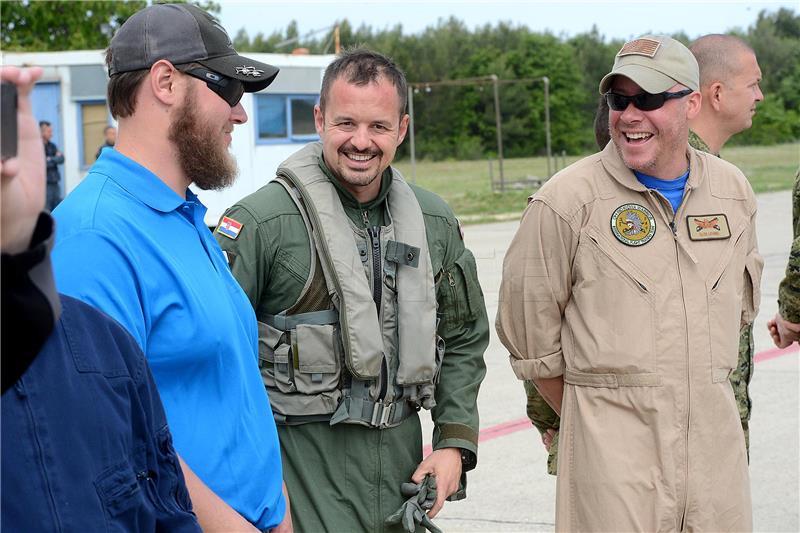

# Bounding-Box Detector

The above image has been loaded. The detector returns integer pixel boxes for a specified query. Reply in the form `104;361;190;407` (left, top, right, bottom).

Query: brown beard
168;86;238;191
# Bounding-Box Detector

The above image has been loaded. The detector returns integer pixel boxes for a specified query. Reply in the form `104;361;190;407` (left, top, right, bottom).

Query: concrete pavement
422;190;800;532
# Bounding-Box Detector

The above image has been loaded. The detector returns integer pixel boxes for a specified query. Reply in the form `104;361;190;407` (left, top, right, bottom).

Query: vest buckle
370;401;395;428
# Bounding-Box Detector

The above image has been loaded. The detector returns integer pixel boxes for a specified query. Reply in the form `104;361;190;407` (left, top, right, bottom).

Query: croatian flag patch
217;216;243;240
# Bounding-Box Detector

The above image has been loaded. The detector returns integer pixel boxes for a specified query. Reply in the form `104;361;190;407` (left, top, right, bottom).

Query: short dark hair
319;47;407;116
39;120;51;128
105;47;148;119
689;34;756;88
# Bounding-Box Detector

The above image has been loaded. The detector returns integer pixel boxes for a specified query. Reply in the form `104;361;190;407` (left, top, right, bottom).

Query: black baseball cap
108;3;279;92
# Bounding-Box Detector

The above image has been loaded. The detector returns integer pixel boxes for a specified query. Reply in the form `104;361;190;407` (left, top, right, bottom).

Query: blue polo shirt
52;149;285;530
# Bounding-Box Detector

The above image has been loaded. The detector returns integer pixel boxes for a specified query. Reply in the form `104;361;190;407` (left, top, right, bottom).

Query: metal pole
492;74;505;191
543;76;553;179
407;85;416;183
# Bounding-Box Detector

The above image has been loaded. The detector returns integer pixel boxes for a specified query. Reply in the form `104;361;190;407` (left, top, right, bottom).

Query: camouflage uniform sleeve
778;172;800;323
213;204;269;309
430;215;489;465
523;380;560;476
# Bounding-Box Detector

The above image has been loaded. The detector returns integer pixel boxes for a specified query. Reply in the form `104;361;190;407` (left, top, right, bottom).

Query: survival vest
258;143;442;428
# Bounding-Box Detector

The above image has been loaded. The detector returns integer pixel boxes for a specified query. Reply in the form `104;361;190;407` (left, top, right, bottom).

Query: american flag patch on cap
618;38;661;58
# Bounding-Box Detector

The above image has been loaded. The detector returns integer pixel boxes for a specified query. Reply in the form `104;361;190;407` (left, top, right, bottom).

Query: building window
78;100;111;168
256;94;318;143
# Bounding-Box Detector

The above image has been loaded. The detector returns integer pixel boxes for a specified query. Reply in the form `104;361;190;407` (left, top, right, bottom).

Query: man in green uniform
689;34;763;453
768;170;800;347
216;48;488;532
524;33;765;473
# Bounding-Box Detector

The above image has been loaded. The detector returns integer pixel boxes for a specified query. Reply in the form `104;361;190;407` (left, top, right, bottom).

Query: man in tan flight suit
497;35;762;531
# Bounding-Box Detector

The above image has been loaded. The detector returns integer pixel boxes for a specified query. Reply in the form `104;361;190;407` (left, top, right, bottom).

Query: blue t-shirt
634;168;690;215
52;149;285;530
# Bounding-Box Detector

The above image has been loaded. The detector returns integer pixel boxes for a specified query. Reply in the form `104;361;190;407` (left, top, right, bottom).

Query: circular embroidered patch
610;204;656;246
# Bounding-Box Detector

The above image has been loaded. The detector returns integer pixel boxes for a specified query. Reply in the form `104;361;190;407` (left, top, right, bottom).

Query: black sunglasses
176;65;245;107
605;89;693;112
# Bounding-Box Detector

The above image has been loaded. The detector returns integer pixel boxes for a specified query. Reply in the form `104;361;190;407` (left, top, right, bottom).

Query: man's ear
149;60;182;107
397;113;410;145
314;104;325;136
708;81;724;112
686;90;702;120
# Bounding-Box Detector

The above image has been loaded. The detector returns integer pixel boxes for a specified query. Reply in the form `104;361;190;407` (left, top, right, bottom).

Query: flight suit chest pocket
569;227;657;373
706;225;750;381
437;249;483;329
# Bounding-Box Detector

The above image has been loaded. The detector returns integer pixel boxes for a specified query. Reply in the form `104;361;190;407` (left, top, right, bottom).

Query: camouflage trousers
523;323;754;475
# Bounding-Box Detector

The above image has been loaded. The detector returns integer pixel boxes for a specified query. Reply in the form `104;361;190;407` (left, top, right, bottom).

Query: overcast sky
218;0;797;44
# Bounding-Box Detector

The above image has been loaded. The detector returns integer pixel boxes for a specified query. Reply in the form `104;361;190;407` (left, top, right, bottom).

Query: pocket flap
295;324;337;374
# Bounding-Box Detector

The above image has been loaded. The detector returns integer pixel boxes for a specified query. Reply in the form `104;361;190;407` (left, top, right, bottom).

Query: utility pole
407;85;416;182
543;76;553;179
491;74;505;192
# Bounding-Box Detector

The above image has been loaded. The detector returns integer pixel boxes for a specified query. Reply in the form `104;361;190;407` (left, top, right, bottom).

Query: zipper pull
448;272;456;286
669;220;677;236
362;210;369;227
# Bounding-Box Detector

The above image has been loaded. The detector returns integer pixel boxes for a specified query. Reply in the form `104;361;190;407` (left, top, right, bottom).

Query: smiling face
314;76;409;202
610;76;701;180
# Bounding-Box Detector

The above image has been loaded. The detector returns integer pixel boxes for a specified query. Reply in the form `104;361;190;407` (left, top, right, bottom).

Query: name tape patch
686;214;731;240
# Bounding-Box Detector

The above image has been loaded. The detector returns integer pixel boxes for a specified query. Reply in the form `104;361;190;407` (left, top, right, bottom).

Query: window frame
76;99;113;170
254;93;319;145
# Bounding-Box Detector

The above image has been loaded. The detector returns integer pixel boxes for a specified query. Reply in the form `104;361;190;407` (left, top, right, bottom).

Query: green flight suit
778;170;800;323
524;131;757;474
215;156;489;533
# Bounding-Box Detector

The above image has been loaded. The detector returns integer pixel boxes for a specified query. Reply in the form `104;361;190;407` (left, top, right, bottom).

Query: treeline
233;8;800;159
2;2;797;160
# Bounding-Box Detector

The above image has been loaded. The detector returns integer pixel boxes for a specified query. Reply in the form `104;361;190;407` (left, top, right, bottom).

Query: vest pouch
257;321;295;393
292;323;340;394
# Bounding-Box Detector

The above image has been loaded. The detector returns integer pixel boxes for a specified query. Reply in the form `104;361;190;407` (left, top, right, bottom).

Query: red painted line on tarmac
754;344;798;363
423;345;798;455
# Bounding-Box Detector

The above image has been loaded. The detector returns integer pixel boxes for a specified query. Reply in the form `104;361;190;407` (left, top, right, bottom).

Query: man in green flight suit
215;48;488;532
524;33;765;474
768;170;800;347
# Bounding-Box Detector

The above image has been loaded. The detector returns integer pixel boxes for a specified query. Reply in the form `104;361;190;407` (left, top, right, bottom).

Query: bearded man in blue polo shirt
51;4;289;531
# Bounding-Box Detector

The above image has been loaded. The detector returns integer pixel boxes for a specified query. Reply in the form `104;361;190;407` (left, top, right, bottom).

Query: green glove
385;474;443;533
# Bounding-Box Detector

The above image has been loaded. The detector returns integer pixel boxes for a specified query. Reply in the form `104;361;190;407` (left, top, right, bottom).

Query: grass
393;142;800;224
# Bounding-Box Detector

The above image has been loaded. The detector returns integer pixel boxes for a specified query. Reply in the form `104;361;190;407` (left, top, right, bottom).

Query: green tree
1;1;220;51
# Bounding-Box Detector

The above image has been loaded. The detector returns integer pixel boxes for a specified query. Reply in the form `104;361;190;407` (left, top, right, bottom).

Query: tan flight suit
497;141;762;532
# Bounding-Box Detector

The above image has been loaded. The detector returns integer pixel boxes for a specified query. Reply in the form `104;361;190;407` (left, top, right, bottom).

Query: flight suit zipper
648;188;693;531
367;218;389;402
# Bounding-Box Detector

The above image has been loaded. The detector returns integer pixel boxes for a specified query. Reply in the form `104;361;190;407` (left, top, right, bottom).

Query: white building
2;50;335;226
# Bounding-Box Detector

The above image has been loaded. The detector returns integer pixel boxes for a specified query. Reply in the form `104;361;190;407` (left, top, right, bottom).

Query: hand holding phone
1;83;18;160
1;66;45;254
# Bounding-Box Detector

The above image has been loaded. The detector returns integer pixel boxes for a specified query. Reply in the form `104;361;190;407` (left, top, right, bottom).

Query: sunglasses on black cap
605;89;693;112
176;65;245;107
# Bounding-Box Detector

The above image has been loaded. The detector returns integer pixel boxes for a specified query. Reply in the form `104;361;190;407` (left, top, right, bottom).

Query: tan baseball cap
599;35;699;94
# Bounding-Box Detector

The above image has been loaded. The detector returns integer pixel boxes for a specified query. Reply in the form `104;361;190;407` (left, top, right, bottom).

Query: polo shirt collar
92;149;191;213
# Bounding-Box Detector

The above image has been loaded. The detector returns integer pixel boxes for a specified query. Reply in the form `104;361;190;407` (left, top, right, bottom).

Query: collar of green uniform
317;156;393;210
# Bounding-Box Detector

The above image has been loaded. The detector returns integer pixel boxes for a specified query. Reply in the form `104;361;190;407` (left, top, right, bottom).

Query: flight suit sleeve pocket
438;249;483;328
741;253;762;326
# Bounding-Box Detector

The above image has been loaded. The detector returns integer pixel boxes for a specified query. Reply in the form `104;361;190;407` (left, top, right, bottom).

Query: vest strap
265;309;339;331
